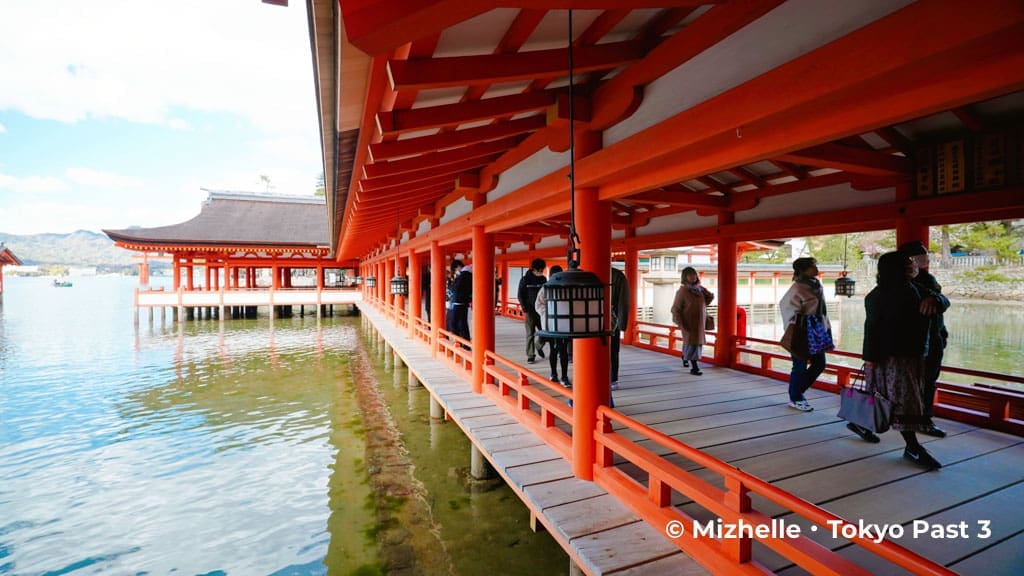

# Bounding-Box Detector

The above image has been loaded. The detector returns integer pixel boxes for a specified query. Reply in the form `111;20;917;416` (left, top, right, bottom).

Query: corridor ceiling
308;0;1024;261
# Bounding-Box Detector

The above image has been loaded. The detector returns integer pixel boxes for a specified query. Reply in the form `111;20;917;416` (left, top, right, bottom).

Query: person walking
899;240;950;438
610;266;629;389
536;265;570;387
518;258;547;364
671;267;714;376
449;260;472;341
779;257;832;411
861;251;941;469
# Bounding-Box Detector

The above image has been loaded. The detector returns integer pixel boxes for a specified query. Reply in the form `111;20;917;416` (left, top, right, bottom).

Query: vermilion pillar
472;225;494;394
430;241;445;356
384;258;395;311
574;183;611;481
715;213;738;368
572;130;608;481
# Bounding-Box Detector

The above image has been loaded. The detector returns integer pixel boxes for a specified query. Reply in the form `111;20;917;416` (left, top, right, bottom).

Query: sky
0;0;322;235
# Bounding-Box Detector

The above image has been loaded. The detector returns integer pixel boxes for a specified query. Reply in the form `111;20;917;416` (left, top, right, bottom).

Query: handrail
483;351;574;460
436;328;473;380
594;406;956;576
733;336;1024;435
633;320;718;362
631;321;1024;435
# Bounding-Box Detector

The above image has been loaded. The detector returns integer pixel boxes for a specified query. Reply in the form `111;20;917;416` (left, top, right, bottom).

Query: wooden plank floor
360;305;1024;575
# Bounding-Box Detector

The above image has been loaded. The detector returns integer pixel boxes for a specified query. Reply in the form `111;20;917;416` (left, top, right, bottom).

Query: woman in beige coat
671;267;714;376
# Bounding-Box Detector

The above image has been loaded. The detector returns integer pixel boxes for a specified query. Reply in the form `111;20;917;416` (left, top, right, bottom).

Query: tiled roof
103;191;330;248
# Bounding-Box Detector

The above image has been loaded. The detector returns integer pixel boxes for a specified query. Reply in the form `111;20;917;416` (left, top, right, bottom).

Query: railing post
723;477;752;563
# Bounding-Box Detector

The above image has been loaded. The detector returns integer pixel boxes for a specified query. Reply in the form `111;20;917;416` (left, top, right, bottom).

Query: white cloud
0;0;318;136
65;168;145;190
0;172;68;195
0;122;6;133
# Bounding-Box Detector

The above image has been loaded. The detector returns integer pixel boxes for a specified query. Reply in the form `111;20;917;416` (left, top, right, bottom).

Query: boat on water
52;277;73;288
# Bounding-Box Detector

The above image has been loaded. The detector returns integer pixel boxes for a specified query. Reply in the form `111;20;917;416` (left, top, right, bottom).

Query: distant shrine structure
104;190;360;321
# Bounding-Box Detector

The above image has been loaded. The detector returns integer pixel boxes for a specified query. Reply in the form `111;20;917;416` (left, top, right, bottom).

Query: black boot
690;362;702;376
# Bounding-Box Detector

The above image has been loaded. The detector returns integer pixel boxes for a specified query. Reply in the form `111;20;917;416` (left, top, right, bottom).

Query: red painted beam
377;91;556;135
590;0;785;129
778;143;911;177
363;136;521;179
388;40;646;91
358;155;500;193
625;189;729;208
341;0;490;55
369;116;544;161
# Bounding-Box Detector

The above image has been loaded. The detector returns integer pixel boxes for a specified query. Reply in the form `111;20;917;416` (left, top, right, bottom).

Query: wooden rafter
359;154;500;193
873;127;915;156
952;105;985;131
728;167;766;188
369;116;544;161
363;136;522;179
589;0;785;129
626;189;728;208
387;40;646;91
377;91;556;135
778;143;911;177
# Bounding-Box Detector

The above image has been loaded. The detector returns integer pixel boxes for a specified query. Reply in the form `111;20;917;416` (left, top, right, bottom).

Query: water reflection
1;277;377;574
746;299;1024;384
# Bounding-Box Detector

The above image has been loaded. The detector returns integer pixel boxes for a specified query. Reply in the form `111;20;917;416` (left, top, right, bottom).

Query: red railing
412;315;432;344
436;328;473;380
358;302;963;575
594;406;955;576
482;351;574;460
633;320;718;363
733;336;1024;436
630;320;1024;436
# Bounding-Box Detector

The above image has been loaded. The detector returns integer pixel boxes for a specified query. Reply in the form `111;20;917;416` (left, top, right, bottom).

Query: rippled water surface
0;276;376;574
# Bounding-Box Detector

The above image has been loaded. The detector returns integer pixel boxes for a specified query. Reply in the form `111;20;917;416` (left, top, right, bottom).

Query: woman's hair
791;257;817;281
680;266;698;284
549;265;563;275
876;251;909;288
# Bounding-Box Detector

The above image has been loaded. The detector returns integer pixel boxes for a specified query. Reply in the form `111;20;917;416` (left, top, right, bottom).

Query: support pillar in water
429;395;444;420
470;444;494;480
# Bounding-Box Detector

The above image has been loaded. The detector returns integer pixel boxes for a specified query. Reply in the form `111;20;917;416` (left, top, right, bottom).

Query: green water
0;276;566;574
359;327;568;575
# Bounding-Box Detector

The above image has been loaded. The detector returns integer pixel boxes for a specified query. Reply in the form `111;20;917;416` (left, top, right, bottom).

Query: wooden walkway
359;304;1024;575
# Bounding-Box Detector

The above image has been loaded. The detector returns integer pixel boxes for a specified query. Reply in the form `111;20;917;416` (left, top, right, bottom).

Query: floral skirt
865;356;931;432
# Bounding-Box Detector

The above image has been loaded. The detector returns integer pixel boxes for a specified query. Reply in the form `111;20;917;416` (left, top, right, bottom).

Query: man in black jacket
899;240;951;438
518;258;547;363
449;260;473;341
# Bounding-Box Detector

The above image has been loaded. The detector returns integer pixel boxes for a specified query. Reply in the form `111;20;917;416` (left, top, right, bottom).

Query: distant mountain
0;230;136;271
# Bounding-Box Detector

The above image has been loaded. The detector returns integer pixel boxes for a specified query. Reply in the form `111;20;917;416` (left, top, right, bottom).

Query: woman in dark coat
860;251;940;469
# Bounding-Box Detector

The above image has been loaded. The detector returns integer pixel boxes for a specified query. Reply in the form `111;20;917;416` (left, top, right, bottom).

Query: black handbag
837;368;892;434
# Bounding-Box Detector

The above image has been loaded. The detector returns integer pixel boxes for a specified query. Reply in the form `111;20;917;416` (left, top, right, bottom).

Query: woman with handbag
779;258;833;411
671;267;714;376
860;251;940;469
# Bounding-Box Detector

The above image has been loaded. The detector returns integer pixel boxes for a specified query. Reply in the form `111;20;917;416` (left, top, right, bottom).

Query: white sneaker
610;381;620;390
788;400;813;412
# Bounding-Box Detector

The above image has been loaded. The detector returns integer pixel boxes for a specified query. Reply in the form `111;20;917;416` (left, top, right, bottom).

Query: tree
259;174;274;193
315;172;326;197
